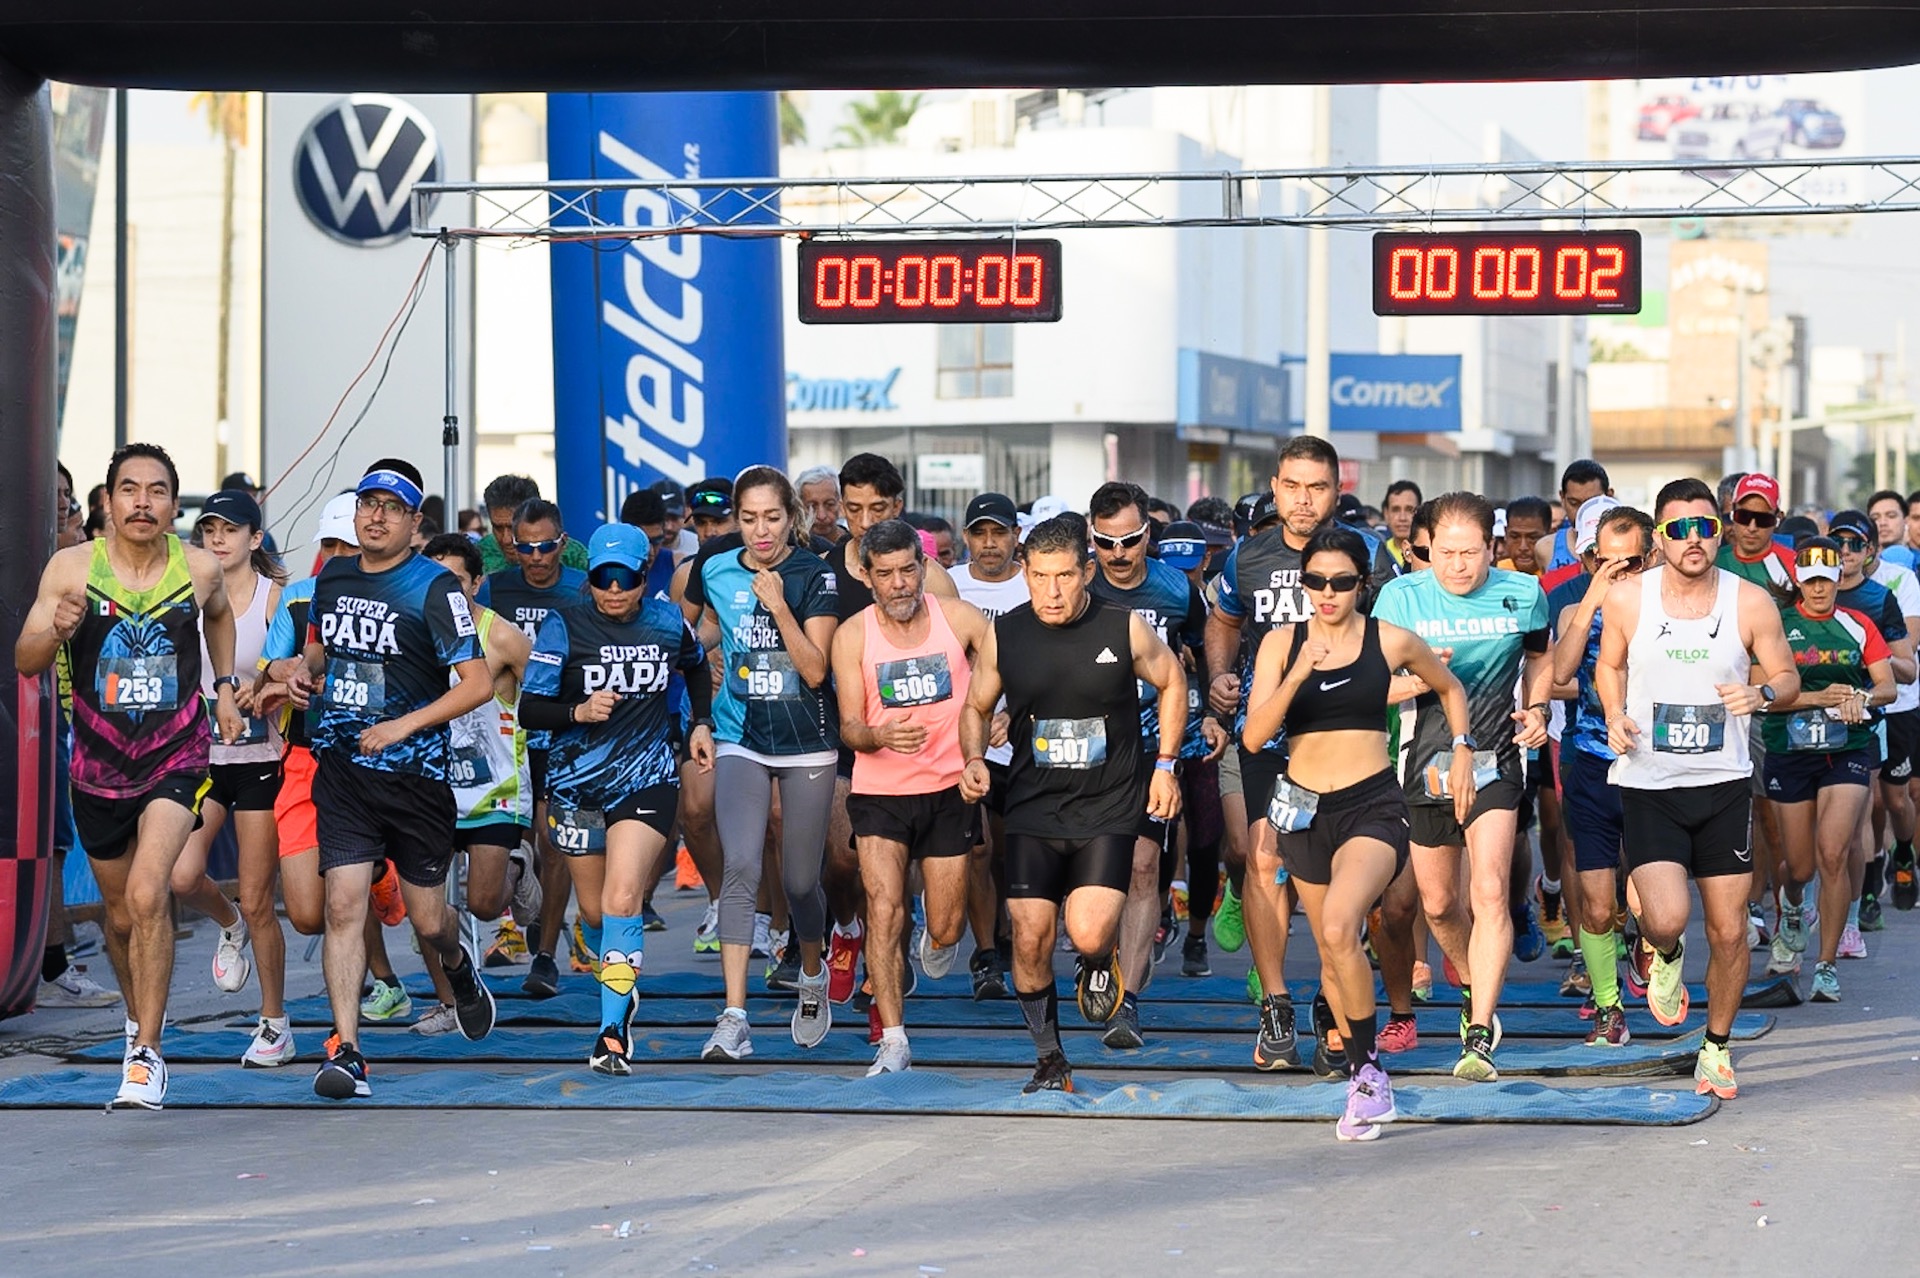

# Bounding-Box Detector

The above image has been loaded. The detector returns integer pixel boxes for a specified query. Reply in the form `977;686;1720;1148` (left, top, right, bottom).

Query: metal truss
412;154;1920;241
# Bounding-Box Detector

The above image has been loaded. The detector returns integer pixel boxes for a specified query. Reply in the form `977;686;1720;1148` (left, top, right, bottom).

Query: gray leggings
714;753;837;948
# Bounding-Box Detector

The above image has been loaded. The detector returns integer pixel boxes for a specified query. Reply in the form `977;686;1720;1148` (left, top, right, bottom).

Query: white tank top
202;572;282;765
451;607;531;827
1609;566;1752;791
953;565;1030;766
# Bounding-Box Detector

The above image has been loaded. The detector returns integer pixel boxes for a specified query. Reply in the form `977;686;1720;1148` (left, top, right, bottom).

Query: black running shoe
446;945;497;1040
314;1041;370;1100
1101;993;1144;1049
589;1023;632;1076
1253;994;1299;1070
523;951;561;999
1075;953;1124;1024
1023;1049;1075;1094
765;948;802;993
1152;910;1181;965
969;947;1011;1001
1310;995;1343;1079
1893;852;1919;912
1860;893;1885;933
1181;934;1212;978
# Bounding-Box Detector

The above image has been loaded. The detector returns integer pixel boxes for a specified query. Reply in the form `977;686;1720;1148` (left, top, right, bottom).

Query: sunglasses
1409;543;1432;563
1833;533;1870;552
1730;508;1778;529
1299;571;1362;593
1090;525;1151;551
690;491;730;510
588;563;643;591
1596;554;1646;574
1658;515;1723;542
1797;545;1842;569
515;538;565;555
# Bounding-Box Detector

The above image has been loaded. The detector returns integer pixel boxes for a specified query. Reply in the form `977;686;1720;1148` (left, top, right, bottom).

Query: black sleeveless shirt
1280;616;1392;740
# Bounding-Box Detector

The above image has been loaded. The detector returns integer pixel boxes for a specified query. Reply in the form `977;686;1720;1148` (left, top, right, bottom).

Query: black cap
1235;490;1278;534
220;471;262;494
648;477;687;515
1336;492;1366;521
1829;508;1873;539
964;492;1018;529
199;488;262;530
687;481;734;519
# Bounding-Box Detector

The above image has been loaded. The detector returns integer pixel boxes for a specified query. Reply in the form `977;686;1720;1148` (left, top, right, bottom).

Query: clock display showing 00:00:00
798;240;1064;322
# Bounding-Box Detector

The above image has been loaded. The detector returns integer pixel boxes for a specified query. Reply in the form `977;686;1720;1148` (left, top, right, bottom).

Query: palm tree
832;91;924;148
188;91;249;482
779;92;808;147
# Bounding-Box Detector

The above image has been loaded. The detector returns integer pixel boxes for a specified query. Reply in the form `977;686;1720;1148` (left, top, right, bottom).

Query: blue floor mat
83;1024;1704;1077
0;1066;1717;1123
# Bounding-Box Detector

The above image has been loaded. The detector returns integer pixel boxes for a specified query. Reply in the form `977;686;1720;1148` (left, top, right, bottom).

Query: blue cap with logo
1157;520;1208;570
356;466;425;511
589;522;651;572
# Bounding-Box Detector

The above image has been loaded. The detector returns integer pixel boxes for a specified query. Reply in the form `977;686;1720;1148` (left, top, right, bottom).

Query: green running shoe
1647;939;1690;1026
360;977;413;1022
1694;1040;1737;1099
1246;965;1264;1005
1212;880;1245;953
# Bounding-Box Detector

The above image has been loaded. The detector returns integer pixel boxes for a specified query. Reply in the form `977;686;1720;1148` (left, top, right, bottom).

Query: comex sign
787;369;901;412
1326;353;1462;432
294;94;441;247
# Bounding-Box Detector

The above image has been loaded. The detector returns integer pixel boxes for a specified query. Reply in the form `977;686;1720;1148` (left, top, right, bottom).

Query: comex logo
294;95;441;247
1330;375;1455;409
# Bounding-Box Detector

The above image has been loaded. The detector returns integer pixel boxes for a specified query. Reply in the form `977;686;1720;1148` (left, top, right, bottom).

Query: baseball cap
964;492;1018;529
1197;521;1234;548
1030;494;1070;523
1732;473;1782;511
687;481;734;519
1336;493;1366;522
220;471;262;493
1492;507;1509;539
1246;492;1278;531
1829;508;1873;540
588;523;651;571
1233;491;1266;535
1158;520;1207;570
357;466;424;510
1795;536;1843;582
311;492;360;546
198;488;262;531
648;478;687;516
1574;495;1624;554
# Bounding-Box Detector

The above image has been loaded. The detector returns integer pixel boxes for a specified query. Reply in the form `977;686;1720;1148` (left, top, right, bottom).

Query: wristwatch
1452;733;1478;751
1759;684;1777;711
213;675;241;692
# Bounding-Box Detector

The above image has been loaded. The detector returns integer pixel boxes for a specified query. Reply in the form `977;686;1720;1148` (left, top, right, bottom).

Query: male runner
834;519;992;1073
1382;480;1422;569
959;514;1187;1093
797;465;847;545
1868;489;1917;571
1598;478;1800;1100
1541;459;1613;579
17;443;244;1108
478;474;588;575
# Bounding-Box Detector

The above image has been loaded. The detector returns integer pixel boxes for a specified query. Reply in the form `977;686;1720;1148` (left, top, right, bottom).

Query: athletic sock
1341;1010;1379;1074
1016;985;1061;1055
41;944;68;983
1864;854;1886;900
1897;840;1916;866
1657;940;1682;963
597;912;645;1029
1578;927;1621;1008
1540;876;1561;896
1226;862;1245;895
836;917;863;940
1704;1028;1731;1049
1846;900;1861;929
880;1025;906;1044
581;918;604;959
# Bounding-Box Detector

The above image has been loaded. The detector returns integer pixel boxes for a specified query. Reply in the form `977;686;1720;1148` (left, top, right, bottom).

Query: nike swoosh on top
1319;678;1351;691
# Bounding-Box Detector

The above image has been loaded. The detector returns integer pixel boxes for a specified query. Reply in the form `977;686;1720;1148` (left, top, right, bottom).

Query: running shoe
1585;1003;1631;1048
749;912;773;959
1181;934;1212;977
1211;879;1245;952
1455;1007;1505;1049
589;1023;633;1076
523;951;561;998
1694;1040;1737;1100
484;918;530;967
1536;876;1571;955
1153;910;1181;965
1022;1049;1074;1094
369;861;407;927
1837;923;1868;959
1778;904;1808;954
1336;1062;1397;1141
446;944;498;1040
1748;903;1771;948
693;901;720;956
702;1013;753;1062
1310;997;1345;1079
674;844;705;892
1810;961;1841;1002
1453;1024;1498;1082
1647;940;1690;1026
1253;994;1300;1070
1764;931;1802;976
211;911;252;993
1170;883;1189;924
1893;851;1920;911
568;919;600;975
36;965;120;1008
867;1035;912;1076
1560;950;1592;998
241;1016;296;1068
1102;994;1144;1049
1859;894;1885;933
1578;994;1597;1020
1624;938;1653;1000
1377;1014;1418;1054
792;966;832;1047
765;946;802;993
826;924;864;1004
863;1000;884;1046
359;976;412;1022
313;1040;370;1100
508;843;542;922
916;927;957;981
1512;900;1546;963
411;1003;459;1036
1411;960;1434;1002
641;903;667;933
111;1045;167;1110
1075;952;1124;1024
969;947;1010;1000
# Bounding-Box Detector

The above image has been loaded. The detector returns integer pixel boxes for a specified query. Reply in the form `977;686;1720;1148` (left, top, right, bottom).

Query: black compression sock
1863;854;1886;900
1227;862;1245;895
41;944;67;982
1658;941;1682;963
1342;1010;1379;1073
1704;1028;1731;1048
1897;840;1915;864
1017;985;1061;1055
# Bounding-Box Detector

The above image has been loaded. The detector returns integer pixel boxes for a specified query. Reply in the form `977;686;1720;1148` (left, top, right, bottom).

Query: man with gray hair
796;465;846;545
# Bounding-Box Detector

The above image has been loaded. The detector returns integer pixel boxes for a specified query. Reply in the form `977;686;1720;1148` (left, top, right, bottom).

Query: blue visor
1158;537;1206;569
356;468;424;510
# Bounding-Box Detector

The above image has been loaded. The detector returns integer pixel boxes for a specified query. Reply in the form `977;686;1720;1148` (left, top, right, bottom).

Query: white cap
1574;495;1624;554
310;492;360;546
1492;507;1508;539
1018;493;1072;541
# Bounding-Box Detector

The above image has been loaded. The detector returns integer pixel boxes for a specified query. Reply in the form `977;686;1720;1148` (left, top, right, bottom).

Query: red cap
1732;473;1781;511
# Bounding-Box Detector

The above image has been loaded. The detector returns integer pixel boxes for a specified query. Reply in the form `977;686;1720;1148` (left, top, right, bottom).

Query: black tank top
1281;616;1391;739
998;598;1146;839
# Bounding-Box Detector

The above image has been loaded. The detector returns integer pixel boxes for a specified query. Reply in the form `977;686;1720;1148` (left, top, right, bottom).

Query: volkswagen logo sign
293;94;441;247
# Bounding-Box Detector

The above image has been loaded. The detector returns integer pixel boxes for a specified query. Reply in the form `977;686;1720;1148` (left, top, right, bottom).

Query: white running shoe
1764;931;1801;976
112;1046;167;1110
508;843;543;923
750;913;773;959
1837;923;1868;960
123;1018;139;1062
867;1035;912;1076
916;927;957;981
241;1016;296;1068
792;967;832;1048
702;1012;753;1062
212;912;253;993
693;901;720;957
411;1003;460;1036
37;965;120;1008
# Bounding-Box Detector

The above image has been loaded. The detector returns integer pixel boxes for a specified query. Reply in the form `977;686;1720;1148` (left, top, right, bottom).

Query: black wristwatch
213;675;241;693
1759;684;1777;711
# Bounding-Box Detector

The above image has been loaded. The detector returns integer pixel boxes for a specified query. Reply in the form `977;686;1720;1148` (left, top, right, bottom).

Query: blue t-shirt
477;564;588;750
262;573;320;748
1546;571;1612;760
308;552;482;779
1838;576;1909;646
1881;544;1917;572
687;545;841;756
524;597;706;809
1089;558;1206;747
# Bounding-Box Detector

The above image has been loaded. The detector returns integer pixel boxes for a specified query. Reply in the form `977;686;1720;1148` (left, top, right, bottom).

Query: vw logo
293;94;441;247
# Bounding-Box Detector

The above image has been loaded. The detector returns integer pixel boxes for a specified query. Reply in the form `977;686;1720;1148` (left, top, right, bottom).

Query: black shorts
1516;748;1556;831
1273;768;1410;887
72;772;210;860
1408;779;1523;848
1620;778;1753;880
1763;746;1876;805
314;750;456;888
1238;748;1286;825
1559;745;1625;874
981;759;1012;817
1880;709;1919;784
848;786;975;860
454;818;526;852
607;782;680;839
1006;832;1134;903
206;760;283;813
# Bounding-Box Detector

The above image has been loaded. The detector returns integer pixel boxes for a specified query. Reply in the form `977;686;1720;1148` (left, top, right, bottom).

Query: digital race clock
798;238;1063;324
1372;230;1642;316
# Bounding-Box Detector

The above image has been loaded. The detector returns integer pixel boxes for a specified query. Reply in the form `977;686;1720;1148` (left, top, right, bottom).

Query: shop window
937;324;1013;399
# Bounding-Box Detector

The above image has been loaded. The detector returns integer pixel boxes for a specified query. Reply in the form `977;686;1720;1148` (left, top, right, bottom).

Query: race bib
1267;775;1320;833
728;650;803;702
208;696;269;746
447;743;496;788
547;804;607;854
326;658;386;715
1423;749;1500;800
876;654;952;708
1652;703;1726;755
1033;717;1108;769
98;655;180;713
1783;708;1843;753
